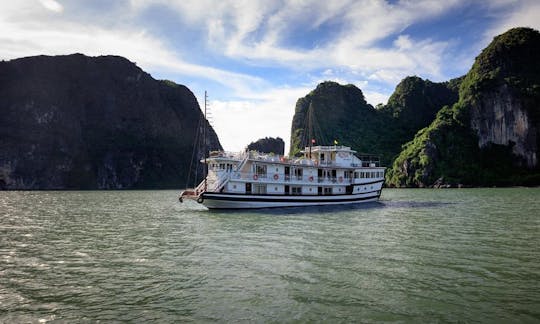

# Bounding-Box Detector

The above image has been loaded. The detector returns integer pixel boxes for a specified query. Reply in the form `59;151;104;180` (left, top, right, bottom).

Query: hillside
289;77;460;166
386;27;540;187
0;54;221;189
246;137;285;155
289;82;398;164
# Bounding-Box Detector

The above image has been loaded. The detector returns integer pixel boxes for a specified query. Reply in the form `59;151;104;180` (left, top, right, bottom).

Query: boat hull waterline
199;191;381;209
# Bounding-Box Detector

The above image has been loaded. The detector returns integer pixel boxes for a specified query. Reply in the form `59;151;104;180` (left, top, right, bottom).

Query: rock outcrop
0;54;221;189
289;82;398;163
381;75;461;139
246;137;285;155
386;27;540;187
289;78;460;166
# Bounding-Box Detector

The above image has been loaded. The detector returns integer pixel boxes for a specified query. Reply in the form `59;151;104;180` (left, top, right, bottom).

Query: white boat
180;145;385;209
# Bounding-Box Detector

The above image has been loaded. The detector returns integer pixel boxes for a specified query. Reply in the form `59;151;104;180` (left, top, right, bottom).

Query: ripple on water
0;189;539;322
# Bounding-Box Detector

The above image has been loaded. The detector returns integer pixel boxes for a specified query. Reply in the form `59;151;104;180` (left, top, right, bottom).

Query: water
1;189;539;322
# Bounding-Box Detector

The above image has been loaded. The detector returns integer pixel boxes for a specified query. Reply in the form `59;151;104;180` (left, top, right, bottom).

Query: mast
204;91;208;192
308;102;314;159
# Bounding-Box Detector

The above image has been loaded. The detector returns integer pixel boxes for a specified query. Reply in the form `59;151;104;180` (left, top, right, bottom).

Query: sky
2;0;539;153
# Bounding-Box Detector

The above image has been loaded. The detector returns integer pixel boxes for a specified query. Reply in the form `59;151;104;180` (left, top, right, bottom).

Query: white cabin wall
335;152;353;166
268;184;285;195
302;185;318;195
332;186;346;194
268;164;284;179
226;181;245;193
305;167;316;182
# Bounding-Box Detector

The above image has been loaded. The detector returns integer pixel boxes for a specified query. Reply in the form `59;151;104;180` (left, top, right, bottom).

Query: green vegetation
290;28;540;187
290;77;460;167
386;27;540;187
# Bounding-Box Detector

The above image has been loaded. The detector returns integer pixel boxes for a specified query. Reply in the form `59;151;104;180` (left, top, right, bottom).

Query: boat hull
200;191;381;209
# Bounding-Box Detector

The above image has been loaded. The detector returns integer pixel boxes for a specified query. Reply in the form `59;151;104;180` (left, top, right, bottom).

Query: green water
1;189;539;322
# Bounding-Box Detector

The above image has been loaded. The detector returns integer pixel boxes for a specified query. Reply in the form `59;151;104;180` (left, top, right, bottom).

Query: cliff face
0;54;221;189
471;84;537;167
387;27;540;187
247;137;285;155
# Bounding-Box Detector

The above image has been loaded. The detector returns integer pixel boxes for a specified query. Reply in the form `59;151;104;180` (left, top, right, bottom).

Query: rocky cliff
246;137;285;155
381;76;462;139
289;77;460;166
289;82;399;164
0;54;221;189
386;27;540;187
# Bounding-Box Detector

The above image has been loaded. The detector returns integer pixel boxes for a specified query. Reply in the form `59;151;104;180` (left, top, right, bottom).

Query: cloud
484;0;540;41
210;86;312;153
39;0;63;13
5;0;538;153
0;2;265;97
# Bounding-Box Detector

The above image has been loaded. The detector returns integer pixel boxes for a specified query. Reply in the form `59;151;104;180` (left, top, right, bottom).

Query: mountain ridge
0;53;221;189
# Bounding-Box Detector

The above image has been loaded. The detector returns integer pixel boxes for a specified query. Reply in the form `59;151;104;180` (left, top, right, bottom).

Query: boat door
246;183;252;194
284;166;290;180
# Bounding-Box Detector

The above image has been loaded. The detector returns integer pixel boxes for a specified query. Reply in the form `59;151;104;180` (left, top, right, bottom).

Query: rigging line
185;113;202;189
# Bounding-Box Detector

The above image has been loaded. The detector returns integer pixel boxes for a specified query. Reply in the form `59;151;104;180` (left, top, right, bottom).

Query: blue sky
2;0;539;152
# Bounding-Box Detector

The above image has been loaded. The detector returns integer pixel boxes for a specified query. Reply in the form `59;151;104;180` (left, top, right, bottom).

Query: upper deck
205;145;381;169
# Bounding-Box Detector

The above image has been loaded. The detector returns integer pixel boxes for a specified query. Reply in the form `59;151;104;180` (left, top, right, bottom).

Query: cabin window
354;172;359;179
255;164;267;177
253;184;267;194
293;168;303;180
291;186;302;195
323;187;332;195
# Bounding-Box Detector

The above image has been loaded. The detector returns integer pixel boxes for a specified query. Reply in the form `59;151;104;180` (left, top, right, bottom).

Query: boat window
255;164;267;177
323;187;332;195
253;184;267;194
293;168;303;180
354;172;358;179
291;186;302;195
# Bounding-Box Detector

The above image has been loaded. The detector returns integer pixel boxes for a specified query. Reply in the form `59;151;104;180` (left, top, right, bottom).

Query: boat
179;91;385;209
180;146;385;209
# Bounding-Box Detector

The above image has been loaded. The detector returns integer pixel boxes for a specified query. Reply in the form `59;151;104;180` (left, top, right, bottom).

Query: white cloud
210;86;311;153
39;0;63;13
484;0;540;41
4;0;539;153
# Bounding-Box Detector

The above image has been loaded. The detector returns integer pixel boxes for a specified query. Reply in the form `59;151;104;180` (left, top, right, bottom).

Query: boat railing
225;172;358;184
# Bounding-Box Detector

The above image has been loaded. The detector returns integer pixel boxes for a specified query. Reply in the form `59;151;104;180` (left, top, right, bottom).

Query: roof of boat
301;145;356;153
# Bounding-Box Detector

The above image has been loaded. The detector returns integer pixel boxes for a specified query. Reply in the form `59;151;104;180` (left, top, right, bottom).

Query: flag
334;139;338;145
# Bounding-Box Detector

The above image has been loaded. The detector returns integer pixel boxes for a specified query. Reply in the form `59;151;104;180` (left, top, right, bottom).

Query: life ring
197;196;204;204
309;176;314;182
338;176;343;183
253;174;258;180
274;174;279;180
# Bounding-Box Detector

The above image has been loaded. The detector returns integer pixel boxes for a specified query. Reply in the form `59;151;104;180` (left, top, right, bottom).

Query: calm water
1;189;539;323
